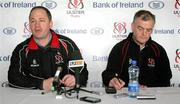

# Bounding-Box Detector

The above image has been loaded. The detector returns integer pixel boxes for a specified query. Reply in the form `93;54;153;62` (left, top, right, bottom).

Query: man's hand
42;77;54;91
109;77;125;90
61;74;75;88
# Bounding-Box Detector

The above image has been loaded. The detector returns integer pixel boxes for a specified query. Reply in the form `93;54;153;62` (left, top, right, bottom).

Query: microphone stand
75;85;80;99
53;79;65;95
56;84;64;95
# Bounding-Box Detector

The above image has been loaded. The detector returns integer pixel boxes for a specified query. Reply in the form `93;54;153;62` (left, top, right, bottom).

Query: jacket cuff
36;79;44;90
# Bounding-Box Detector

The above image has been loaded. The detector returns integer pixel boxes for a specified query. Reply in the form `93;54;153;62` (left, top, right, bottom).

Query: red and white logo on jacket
147;58;155;68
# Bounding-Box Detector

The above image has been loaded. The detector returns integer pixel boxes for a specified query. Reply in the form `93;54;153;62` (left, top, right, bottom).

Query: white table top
0;86;180;104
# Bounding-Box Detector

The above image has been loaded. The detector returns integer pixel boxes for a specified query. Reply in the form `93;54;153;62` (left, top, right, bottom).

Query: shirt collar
28;30;60;50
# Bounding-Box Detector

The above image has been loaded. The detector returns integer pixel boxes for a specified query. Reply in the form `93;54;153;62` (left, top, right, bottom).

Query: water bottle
128;60;139;98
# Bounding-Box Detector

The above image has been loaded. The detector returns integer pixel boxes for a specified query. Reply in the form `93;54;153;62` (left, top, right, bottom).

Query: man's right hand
109;77;125;90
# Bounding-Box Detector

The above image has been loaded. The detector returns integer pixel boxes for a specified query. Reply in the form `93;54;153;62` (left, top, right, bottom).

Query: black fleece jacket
8;30;88;89
102;33;172;87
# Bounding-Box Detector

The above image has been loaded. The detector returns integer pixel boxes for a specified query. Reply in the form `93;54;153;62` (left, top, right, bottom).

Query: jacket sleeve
8;45;43;89
102;43;122;87
156;46;172;86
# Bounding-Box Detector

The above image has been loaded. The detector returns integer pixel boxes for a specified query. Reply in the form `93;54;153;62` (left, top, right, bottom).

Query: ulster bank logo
23;22;31;38
113;22;127;35
173;0;180;17
66;0;85;17
3;27;16;35
175;49;180;63
174;49;180;71
112;21;127;40
175;0;180;9
24;22;30;33
68;0;84;9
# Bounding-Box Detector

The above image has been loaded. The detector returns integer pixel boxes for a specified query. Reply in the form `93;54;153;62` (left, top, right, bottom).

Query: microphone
69;59;84;88
52;66;63;91
68;50;84;98
69;60;84;99
69;50;84;88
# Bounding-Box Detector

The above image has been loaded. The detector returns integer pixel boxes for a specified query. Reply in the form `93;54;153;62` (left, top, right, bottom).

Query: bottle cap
131;60;137;65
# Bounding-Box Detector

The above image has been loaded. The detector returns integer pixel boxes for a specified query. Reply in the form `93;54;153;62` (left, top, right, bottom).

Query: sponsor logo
3;27;16;35
41;0;57;9
153;28;180;35
68;0;84;9
148;0;164;9
175;49;180;63
68;59;84;73
69;60;84;67
55;51;64;65
174;49;180;71
54;28;87;34
30;59;39;67
175;0;180;9
147;58;155;68
66;0;85;17
153;28;175;35
112;21;127;40
0;2;36;8
92;55;108;61
93;2;143;8
24;22;31;33
0;55;10;62
113;22;127;34
23;22;31;38
173;0;180;17
90;27;104;35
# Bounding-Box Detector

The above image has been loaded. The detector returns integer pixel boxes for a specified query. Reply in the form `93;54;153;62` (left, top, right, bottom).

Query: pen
115;73;122;84
115;73;125;89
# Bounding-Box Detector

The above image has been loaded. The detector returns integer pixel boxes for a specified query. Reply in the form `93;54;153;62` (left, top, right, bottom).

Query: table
0;86;180;104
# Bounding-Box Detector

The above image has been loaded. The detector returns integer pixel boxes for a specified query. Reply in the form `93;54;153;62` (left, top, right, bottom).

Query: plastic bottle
128;60;139;98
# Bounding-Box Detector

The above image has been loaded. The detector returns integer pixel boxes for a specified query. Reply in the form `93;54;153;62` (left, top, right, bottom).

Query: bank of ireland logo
175;0;180;9
3;27;16;35
68;0;84;9
41;0;57;9
90;27;104;35
175;49;180;63
148;0;164;9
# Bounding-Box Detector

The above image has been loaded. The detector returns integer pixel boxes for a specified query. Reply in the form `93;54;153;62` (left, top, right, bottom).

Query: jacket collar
28;30;60;50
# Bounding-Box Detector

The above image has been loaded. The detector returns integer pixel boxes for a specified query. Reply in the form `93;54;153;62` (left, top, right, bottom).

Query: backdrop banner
0;0;180;87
